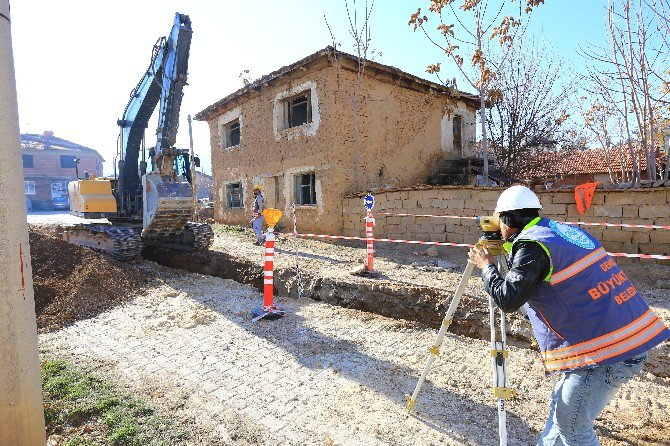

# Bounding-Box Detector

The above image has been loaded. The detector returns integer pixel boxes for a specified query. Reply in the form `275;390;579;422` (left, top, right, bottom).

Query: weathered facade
196;47;478;234
22;131;104;210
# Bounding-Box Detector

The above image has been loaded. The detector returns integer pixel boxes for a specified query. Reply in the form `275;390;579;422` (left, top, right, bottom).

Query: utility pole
0;1;47;444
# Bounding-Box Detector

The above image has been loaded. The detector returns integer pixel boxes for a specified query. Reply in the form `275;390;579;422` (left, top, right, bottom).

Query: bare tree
408;0;545;185
583;0;670;184
486;40;584;179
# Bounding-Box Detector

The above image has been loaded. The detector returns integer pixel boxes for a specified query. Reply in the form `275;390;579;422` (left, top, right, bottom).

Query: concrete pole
0;1;47;444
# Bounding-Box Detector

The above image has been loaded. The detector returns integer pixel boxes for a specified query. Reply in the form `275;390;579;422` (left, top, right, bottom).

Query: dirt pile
29;226;153;332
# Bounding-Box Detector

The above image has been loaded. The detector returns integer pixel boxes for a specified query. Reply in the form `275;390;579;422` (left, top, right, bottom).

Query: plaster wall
205;61;477;234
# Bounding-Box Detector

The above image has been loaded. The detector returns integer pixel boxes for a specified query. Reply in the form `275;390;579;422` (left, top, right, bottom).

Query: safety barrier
381;212;670;230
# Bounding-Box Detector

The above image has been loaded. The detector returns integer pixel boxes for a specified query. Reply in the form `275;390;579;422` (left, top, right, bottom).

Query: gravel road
40;261;670;445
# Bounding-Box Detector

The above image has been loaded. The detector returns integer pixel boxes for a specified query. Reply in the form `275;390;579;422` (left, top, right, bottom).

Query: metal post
0;1;47;443
187;114;198;220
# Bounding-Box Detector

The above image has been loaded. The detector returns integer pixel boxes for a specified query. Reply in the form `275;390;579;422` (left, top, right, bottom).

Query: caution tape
382;212;670;230
562;221;670;230
289;232;670;260
292;231;475;248
382;212;477;220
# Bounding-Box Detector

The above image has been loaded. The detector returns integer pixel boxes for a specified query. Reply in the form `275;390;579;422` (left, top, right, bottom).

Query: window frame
24;180;36;195
22;154;34;168
222;119;241;148
283;91;312;130
60;155;77;168
293;172;316;206
226;182;243;208
453;115;463;155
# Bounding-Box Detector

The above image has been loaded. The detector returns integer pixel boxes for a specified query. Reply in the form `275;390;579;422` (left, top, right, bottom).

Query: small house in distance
22;131;104;210
195;47;479;234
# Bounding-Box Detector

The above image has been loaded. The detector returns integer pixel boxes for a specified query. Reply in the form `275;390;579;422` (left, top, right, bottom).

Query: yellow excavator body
68;177;117;218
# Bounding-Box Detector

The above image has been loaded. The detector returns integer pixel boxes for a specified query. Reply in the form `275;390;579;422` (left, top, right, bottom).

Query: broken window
283;92;312;129
24;181;36;195
222;119;240;148
22;154;34;168
453;115;462;155
294;172;316;206
226;183;243;208
60;155;77;168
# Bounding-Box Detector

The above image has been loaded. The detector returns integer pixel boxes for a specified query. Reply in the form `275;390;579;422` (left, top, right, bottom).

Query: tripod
405;240;517;446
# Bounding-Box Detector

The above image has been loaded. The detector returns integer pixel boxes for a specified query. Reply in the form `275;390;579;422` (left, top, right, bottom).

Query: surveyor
468;185;669;446
252;184;265;245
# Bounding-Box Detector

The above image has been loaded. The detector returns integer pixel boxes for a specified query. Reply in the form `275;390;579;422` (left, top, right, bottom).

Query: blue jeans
538;354;647;446
253;216;265;242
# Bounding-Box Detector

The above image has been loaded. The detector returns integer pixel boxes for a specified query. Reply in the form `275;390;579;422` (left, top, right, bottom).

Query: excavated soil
29;226;153;332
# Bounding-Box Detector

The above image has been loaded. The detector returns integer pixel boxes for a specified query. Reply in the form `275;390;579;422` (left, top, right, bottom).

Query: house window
22;154;34;168
453;115;462;154
60;155;77;168
283;92;312;129
24;181;36;195
222;119;241;148
294;172;316;206
226;183;243;208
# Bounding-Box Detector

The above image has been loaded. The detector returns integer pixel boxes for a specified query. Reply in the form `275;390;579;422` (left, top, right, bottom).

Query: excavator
62;13;213;260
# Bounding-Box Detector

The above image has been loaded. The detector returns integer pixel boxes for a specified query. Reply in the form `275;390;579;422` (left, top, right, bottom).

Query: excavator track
59;224;142;261
142;221;214;251
188;222;215;250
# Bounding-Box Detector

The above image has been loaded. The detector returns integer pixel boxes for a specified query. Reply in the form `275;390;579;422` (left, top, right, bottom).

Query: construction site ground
30;214;670;445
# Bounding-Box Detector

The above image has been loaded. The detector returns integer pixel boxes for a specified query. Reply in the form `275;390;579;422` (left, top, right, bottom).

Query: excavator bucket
142;172;194;236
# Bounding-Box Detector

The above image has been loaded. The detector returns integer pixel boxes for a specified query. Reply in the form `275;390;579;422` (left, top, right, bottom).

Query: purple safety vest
508;218;669;372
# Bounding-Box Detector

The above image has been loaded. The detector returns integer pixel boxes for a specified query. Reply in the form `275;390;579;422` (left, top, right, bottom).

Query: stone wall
342;186;670;258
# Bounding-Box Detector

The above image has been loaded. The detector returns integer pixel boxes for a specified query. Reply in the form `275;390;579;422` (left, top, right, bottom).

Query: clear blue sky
9;1;609;175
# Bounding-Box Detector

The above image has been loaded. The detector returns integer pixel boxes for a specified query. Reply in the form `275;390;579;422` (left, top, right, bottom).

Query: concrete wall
342;186;670;258
204;57;477;234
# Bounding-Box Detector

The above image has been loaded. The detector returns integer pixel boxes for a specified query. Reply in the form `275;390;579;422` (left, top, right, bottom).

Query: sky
8;1;610;176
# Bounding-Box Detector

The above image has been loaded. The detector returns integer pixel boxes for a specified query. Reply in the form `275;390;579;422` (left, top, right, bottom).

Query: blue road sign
364;193;374;210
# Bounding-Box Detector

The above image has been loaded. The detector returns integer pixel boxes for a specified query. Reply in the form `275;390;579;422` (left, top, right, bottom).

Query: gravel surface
39;261;670;446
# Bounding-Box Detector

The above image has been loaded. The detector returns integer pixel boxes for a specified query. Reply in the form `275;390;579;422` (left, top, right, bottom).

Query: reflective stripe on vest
541;310;667;372
550;247;607;285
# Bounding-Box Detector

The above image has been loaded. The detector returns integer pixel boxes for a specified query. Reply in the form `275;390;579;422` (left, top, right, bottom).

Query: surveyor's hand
468;245;494;269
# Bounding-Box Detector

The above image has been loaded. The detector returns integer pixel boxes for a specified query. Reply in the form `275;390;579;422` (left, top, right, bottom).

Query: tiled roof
21;133;104;161
521;144;662;179
195;46;480;121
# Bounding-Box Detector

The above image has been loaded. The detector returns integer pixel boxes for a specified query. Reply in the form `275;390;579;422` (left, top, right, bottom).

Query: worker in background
252;184;265;245
468;185;669;446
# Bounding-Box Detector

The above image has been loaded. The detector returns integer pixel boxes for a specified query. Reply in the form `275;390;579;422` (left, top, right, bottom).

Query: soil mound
29;226;153;332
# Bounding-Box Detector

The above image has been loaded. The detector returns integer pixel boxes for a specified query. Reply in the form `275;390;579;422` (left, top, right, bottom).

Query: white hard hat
494;185;542;213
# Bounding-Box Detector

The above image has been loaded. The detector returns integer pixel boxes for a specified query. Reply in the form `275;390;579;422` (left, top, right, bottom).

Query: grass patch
42;357;189;445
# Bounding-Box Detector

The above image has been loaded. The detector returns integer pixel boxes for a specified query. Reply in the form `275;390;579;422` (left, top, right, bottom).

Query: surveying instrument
405;215;517;446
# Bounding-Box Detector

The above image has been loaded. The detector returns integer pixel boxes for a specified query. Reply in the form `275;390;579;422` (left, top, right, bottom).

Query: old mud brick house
195;47;479;234
22;131;104;210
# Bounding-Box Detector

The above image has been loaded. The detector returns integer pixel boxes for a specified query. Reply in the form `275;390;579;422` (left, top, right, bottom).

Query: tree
485;40;585;180
409;0;545;185
583;0;670;184
325;0;376;192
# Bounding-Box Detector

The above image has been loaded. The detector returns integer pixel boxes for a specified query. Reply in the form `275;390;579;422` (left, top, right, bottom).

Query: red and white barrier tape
562;221;670;230
292;231;475;248
381;212;670;230
382;212;476;220
290;232;670;259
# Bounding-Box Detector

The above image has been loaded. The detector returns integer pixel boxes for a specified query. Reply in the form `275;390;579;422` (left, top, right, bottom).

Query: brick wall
342;186;670;258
